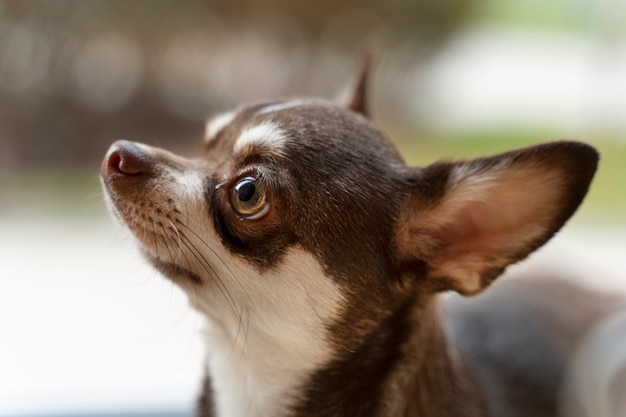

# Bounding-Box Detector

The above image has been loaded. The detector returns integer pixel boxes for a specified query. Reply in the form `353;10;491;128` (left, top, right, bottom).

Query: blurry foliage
471;0;594;30
0;0;473;170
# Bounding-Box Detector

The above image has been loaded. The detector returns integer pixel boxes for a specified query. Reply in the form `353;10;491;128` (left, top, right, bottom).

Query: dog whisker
178;233;242;322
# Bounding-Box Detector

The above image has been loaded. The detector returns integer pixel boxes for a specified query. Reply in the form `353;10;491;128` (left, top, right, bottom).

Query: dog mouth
149;256;204;285
101;140;191;266
101;140;232;290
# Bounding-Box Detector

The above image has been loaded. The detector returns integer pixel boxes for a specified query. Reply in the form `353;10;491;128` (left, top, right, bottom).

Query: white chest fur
195;250;344;417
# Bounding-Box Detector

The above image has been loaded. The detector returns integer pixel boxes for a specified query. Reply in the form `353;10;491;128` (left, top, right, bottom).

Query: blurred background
0;0;624;415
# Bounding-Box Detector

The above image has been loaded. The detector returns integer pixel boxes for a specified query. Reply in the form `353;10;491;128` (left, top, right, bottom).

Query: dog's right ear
396;141;598;296
337;44;378;118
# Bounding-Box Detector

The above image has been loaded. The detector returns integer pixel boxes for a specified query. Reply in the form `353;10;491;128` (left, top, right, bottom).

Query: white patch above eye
255;99;308;116
205;111;237;143
233;121;287;154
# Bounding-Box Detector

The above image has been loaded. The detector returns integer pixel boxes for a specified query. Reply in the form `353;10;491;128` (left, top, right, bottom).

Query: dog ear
337;44;378;117
396;141;598;295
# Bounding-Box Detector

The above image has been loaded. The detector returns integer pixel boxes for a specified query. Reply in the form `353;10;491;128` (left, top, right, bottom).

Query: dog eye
230;177;269;219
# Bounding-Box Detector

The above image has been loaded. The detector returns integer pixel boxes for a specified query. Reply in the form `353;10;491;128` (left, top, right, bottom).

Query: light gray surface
0;218;204;415
1;214;624;415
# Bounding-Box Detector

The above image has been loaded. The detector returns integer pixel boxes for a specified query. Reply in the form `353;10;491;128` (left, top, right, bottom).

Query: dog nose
102;140;152;178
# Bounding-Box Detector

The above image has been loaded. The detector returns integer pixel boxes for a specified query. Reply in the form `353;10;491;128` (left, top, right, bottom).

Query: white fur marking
205;111;237;143
175;169;205;204
255;99;307;116
194;249;343;417
233;121;287;154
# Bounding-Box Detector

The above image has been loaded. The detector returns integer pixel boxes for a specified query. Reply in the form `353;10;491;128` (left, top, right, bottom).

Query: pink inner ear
431;164;566;267
437;200;536;260
434;201;490;256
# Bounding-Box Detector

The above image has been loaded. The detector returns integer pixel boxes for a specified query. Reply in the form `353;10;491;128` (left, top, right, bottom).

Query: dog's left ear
338;45;377;117
396;141;598;295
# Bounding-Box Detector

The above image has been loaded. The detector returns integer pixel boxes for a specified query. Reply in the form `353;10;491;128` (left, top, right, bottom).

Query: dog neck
195;250;347;417
295;295;488;417
377;296;488;417
201;290;487;417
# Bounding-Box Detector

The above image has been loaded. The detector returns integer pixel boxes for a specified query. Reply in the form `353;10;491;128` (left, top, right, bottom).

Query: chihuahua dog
101;55;617;417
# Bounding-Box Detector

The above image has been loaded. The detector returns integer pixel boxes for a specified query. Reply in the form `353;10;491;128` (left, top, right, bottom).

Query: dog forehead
204;99;313;140
203;98;404;177
203;99;314;154
234;101;348;153
250;100;389;154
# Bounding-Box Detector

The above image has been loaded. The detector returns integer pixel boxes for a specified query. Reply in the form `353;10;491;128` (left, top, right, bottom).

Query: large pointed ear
396;141;599;295
337;44;378;117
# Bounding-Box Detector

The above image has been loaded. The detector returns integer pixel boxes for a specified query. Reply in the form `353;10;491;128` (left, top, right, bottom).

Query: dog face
101;96;410;325
101;61;598;417
101;96;417;416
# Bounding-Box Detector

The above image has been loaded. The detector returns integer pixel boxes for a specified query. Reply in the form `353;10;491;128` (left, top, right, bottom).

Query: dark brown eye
230;177;269;219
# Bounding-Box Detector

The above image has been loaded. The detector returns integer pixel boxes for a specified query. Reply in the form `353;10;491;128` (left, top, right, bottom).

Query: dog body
101;60;612;417
447;276;623;417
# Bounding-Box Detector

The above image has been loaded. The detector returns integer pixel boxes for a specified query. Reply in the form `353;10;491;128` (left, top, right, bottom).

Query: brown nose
101;140;153;178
